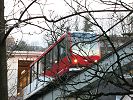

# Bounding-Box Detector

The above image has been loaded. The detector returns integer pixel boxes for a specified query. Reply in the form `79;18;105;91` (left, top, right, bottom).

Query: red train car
30;32;100;81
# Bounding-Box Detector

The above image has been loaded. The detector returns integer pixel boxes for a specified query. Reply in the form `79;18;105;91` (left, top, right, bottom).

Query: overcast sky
5;0;70;47
4;0;133;47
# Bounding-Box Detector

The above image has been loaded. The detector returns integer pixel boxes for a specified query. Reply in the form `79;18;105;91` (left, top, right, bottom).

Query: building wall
7;51;43;98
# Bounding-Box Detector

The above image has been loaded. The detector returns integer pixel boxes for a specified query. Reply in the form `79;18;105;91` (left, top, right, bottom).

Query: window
38;57;45;76
58;38;67;59
45;52;52;69
53;45;58;63
17;60;33;95
71;32;100;56
116;96;122;100
72;42;99;56
31;63;37;82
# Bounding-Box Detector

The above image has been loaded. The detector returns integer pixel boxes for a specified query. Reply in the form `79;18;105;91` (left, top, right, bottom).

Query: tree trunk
0;0;8;99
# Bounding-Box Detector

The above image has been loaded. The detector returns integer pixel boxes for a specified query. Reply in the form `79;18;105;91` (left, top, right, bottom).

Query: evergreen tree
83;15;93;32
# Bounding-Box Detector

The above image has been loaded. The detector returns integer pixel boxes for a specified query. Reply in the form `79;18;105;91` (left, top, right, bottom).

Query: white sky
5;0;133;47
5;0;70;47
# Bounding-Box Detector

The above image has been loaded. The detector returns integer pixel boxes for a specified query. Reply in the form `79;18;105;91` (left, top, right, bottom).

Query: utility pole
0;0;8;99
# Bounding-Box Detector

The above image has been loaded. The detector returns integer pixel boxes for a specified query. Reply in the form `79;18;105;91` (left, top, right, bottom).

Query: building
7;51;43;99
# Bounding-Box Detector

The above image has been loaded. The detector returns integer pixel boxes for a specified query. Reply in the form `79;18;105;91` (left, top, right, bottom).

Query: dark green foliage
83;16;93;32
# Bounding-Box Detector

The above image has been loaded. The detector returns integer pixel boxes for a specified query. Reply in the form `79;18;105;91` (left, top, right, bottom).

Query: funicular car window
38;57;45;76
31;63;37;82
71;32;100;56
58;38;67;59
45;52;52;69
45;45;59;69
53;45;58;63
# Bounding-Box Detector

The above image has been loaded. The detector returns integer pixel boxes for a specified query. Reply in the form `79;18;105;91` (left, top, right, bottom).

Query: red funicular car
31;31;100;80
